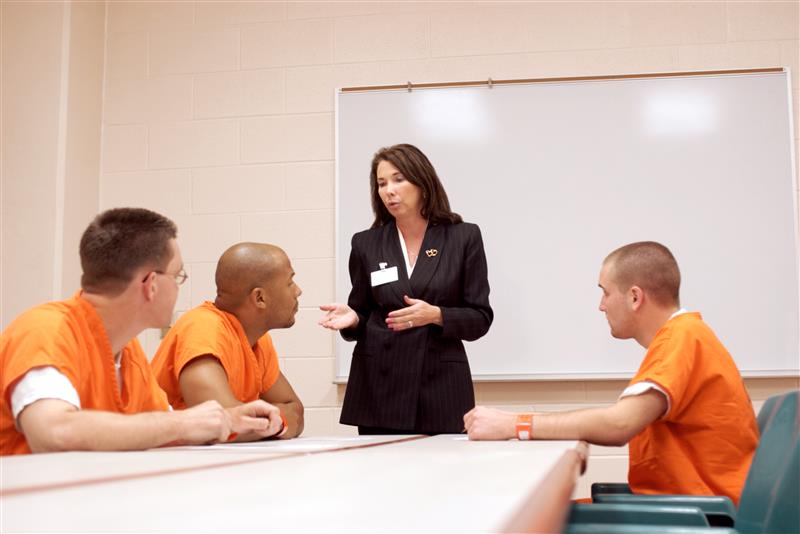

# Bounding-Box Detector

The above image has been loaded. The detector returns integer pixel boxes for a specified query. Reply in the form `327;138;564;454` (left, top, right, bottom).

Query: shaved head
603;241;681;307
215;243;289;310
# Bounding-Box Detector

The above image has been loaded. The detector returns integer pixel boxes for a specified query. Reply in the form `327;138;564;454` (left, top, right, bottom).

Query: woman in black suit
319;144;493;434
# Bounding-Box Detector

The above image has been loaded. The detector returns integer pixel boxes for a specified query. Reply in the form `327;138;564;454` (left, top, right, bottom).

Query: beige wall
1;1;104;328
2;1;63;328
2;0;796;497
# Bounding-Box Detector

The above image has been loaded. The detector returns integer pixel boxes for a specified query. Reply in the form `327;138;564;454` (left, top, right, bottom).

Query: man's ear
629;285;645;311
251;287;268;309
142;271;157;302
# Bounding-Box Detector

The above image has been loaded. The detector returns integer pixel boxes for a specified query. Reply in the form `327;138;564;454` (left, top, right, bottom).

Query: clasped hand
229;400;283;440
182;399;283;444
386;295;442;331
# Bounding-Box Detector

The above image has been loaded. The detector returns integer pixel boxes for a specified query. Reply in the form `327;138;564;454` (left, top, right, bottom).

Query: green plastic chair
569;523;736;534
568;524;732;534
568;390;800;534
568;503;711;528
591;495;736;527
734;391;799;533
755;394;783;434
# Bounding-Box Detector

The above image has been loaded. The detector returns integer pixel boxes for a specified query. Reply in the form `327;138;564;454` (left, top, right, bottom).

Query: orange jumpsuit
151;302;280;409
0;293;169;455
626;312;758;505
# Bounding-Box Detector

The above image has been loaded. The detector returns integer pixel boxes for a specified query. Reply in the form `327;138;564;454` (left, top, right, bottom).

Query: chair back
756;394;782;434
737;390;799;534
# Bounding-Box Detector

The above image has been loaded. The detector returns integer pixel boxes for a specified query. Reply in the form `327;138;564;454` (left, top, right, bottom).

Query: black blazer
339;220;493;433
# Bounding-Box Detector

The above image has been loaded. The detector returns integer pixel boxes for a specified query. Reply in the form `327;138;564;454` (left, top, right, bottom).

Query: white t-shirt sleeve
10;366;81;421
619;380;671;417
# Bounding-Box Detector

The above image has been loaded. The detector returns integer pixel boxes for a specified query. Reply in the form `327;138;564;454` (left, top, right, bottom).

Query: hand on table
176;400;233;445
463;406;517;441
228;400;283;439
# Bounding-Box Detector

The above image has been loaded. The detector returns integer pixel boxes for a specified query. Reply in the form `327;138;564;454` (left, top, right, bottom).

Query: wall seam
53;1;72;300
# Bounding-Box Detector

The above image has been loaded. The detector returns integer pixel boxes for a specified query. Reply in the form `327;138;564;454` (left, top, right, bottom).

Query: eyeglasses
152;268;188;286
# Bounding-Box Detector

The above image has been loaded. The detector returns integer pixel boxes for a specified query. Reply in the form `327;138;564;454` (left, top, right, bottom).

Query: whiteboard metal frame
340;68;785;93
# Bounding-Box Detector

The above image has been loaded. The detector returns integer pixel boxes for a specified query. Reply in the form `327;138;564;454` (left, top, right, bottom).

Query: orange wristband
516;413;533;441
277;412;288;438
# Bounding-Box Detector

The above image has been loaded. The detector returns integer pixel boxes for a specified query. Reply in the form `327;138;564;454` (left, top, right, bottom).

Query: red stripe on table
2;435;428;497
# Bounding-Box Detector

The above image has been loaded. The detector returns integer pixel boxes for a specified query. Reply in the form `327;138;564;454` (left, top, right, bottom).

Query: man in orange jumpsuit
0;208;282;455
464;241;758;504
152;242;304;439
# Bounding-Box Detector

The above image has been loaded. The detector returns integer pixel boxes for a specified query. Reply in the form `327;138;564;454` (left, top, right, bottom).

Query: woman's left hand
386;295;443;331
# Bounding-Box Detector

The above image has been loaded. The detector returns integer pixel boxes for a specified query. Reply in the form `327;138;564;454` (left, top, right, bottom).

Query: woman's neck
395;215;427;237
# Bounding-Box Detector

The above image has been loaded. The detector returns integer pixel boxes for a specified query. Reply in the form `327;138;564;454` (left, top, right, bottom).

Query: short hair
369;144;462;228
603;241;681;307
80;208;177;294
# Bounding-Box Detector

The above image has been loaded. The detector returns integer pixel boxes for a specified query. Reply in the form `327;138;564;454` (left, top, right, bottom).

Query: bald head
215;243;289;310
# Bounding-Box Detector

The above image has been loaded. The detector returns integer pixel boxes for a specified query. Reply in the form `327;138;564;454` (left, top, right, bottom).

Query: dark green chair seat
567;524;734;534
568;503;710;527
592;494;736;527
590;482;631;500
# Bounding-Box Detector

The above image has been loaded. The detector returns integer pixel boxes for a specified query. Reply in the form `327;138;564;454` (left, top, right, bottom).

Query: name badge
370;266;399;287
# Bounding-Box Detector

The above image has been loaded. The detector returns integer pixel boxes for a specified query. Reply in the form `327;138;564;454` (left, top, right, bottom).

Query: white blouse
396;226;417;277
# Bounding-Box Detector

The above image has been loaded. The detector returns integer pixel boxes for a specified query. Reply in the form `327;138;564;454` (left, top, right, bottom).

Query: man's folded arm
179;355;288;441
261;372;304;439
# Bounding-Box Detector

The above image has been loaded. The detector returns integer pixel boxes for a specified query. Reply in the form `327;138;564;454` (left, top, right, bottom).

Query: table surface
1;435;583;533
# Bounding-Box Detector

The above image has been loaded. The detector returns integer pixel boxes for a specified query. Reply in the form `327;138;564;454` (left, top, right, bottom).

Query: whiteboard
335;70;799;381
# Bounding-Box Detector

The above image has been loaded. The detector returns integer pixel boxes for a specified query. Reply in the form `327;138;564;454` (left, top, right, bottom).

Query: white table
1;436;586;532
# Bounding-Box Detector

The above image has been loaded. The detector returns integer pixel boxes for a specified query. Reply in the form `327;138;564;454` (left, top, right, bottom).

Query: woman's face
376;159;423;220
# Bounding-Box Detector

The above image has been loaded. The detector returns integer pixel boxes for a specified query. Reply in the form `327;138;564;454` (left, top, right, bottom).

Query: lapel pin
426;249;438;258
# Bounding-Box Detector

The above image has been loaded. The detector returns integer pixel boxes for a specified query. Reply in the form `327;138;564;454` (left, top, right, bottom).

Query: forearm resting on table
533;392;666;446
18;400;203;453
533;408;635;446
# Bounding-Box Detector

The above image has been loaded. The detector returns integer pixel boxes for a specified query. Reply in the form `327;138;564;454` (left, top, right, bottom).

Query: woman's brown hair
369;144;462;228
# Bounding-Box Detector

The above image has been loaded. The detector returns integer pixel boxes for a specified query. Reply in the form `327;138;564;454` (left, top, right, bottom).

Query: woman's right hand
318;303;359;331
